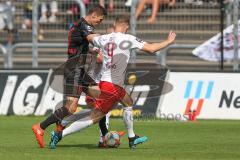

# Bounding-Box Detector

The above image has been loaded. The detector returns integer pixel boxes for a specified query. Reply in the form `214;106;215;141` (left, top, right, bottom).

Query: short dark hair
88;5;107;16
115;15;130;25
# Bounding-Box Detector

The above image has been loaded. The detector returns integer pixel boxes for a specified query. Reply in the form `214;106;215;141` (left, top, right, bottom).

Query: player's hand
92;47;100;54
167;31;176;44
96;51;103;63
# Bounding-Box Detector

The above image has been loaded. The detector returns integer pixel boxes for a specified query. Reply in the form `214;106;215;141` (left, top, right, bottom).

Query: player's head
113;15;130;33
86;5;107;27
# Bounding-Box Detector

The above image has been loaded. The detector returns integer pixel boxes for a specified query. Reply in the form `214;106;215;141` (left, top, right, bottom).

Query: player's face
91;14;105;27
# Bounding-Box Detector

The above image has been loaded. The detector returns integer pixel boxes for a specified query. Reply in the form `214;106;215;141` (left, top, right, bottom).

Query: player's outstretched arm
87;34;100;43
141;31;176;54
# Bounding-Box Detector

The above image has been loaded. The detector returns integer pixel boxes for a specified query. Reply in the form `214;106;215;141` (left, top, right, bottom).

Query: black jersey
67;17;94;60
64;17;96;97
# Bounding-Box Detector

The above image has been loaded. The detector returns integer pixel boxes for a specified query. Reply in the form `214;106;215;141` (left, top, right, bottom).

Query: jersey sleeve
92;36;101;48
128;35;146;50
81;24;94;38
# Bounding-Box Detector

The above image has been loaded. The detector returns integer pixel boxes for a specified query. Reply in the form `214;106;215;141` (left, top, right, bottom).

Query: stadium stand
0;0;236;70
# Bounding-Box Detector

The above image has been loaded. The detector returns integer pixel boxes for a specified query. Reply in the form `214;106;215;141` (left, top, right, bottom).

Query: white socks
61;109;91;127
62;119;93;138
61;107;136;139
60;110;111;140
123;107;135;138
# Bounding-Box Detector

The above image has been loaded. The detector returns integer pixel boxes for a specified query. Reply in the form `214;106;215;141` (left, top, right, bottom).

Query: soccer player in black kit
32;5;107;148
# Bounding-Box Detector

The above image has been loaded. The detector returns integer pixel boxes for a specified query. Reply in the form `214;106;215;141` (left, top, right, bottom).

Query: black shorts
64;59;96;98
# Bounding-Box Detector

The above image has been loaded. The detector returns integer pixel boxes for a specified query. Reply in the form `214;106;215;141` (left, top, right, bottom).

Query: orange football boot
118;131;125;137
32;123;45;148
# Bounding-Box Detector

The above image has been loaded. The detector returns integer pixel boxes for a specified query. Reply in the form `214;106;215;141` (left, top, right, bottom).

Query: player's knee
127;100;133;106
123;106;133;114
122;99;133;107
68;106;77;114
90;110;105;124
121;94;133;107
68;102;78;114
91;116;102;124
65;98;78;114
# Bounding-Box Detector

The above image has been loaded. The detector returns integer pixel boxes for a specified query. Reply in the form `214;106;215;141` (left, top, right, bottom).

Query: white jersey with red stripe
93;32;145;87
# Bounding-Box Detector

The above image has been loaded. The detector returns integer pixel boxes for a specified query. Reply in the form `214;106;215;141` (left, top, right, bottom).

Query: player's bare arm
87;34;100;43
141;31;176;53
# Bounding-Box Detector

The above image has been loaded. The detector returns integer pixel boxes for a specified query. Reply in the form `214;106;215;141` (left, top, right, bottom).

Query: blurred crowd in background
0;0;234;45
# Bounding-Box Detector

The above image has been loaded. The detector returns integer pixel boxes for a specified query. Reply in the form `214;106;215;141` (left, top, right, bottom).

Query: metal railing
131;0;239;70
157;44;198;66
0;0;239;70
31;0;86;67
0;44;8;68
9;43;67;67
129;0;138;64
232;0;239;71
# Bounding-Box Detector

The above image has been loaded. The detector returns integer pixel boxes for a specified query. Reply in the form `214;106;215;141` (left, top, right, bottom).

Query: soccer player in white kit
49;15;176;149
54;27;124;148
55;48;113;147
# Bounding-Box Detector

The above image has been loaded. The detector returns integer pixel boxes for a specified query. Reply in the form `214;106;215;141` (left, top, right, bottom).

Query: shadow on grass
57;144;150;150
57;144;96;149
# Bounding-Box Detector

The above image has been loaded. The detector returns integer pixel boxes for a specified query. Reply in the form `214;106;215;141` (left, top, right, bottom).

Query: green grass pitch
0;116;240;160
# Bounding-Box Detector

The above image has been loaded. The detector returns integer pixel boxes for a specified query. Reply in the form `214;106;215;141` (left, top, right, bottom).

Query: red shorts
95;81;126;114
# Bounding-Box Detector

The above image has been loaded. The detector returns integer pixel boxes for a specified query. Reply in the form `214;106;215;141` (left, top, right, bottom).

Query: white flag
192;20;240;61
